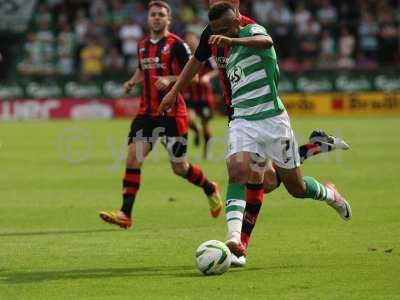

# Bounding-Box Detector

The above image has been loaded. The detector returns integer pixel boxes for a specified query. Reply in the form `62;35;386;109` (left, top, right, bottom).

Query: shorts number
281;139;291;163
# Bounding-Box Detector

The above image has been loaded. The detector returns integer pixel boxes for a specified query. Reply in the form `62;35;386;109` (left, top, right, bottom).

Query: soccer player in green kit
206;2;352;257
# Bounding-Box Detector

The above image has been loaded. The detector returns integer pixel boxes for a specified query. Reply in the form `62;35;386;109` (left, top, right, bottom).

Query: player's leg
298;130;350;164
275;166;352;220
262;130;350;193
199;103;213;160
224;151;253;247
165;137;223;218
224;118;268;259
262;161;281;193
266;112;351;220
99;116;154;229
162;116;222;218
240;158;269;254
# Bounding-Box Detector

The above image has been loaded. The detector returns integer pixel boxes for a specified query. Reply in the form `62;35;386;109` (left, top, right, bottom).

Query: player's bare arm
200;69;219;85
123;68;144;95
154;75;199;91
159;56;203;113
209;34;273;49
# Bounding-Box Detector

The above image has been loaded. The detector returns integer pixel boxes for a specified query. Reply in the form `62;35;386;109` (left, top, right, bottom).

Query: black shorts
187;100;213;121
128;115;188;158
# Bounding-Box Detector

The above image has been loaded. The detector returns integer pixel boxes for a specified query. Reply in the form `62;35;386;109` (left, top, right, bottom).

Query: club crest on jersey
161;45;170;54
227;65;244;86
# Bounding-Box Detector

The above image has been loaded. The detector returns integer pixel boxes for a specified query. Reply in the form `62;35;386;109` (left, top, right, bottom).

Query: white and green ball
195;240;231;275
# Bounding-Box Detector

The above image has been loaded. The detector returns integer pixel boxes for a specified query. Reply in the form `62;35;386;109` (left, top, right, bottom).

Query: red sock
184;164;215;195
121;168;141;217
241;183;264;249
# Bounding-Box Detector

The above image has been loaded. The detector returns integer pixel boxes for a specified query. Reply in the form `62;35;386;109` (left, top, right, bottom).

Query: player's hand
123;80;135;95
200;74;212;85
209;35;232;48
159;90;178;114
154;76;171;91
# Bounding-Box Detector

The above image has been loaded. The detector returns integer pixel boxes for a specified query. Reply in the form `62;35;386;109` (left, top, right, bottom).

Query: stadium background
0;0;399;118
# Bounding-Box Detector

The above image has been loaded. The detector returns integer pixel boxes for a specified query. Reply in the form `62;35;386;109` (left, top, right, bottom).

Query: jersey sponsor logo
227;65;244;87
141;57;166;69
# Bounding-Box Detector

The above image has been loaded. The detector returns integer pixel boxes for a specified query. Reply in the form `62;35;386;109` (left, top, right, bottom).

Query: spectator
337;26;356;69
318;30;336;68
316;0;338;29
79;36;104;79
108;0;127;27
34;3;52;28
294;2;312;36
119;19;143;70
89;0;108;21
56;22;76;75
251;0;274;26
74;8;90;45
358;13;379;61
36;21;56;74
15;0;400;77
186;16;206;37
269;0;293;58
298;17;321;69
378;10;399;64
18;32;42;75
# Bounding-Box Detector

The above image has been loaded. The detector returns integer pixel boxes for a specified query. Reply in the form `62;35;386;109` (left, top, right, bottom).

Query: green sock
225;183;246;235
303;176;333;201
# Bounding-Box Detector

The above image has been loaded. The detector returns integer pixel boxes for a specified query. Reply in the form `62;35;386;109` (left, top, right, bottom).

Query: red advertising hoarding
0;98;140;120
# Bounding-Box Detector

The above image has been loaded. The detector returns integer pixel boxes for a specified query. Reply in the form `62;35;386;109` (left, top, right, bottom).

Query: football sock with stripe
225;183;246;236
184;164;215;195
241;183;264;249
303;176;335;202
121;168;141;217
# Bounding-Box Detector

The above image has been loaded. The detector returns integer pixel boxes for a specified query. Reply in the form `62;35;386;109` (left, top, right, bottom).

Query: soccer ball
195;240;231;275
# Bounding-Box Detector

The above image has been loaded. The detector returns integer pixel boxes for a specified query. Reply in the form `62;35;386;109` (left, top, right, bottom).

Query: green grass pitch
1;117;399;300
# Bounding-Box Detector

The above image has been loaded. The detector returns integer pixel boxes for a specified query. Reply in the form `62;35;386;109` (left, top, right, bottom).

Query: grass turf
0;117;399;300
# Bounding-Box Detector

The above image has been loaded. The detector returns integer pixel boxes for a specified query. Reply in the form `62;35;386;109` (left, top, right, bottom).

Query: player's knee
263;167;280;194
126;153;142;169
228;165;248;184
263;177;279;194
171;163;188;177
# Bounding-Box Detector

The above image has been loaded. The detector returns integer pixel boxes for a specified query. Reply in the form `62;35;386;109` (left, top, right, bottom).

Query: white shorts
226;111;301;169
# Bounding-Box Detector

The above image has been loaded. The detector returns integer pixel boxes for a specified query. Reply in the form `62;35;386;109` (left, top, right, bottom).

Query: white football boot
325;183;352;221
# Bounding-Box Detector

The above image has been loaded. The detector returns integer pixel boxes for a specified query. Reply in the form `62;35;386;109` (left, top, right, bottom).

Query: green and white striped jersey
227;24;285;121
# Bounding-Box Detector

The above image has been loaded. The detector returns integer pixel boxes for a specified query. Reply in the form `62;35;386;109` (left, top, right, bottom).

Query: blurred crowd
18;0;400;78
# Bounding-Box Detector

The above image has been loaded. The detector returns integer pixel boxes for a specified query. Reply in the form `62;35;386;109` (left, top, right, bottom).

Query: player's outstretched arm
159;56;203;113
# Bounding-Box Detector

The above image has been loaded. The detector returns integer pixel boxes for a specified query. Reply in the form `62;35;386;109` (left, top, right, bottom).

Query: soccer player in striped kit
159;0;349;266
207;2;352;256
99;1;222;229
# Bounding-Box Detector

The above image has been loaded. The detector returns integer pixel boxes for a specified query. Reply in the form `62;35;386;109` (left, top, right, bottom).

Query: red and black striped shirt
137;32;191;117
194;16;256;111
